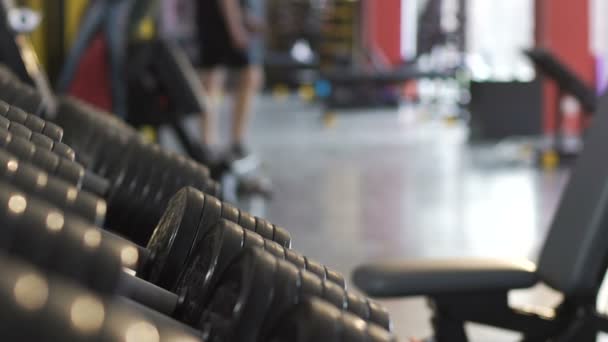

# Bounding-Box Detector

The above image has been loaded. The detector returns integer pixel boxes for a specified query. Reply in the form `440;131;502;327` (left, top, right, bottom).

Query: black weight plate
321;280;348;311
23;113;45;134
31;148;60;172
7;122;31;140
272;224;292;248
6;136;36;162
254;217;274;241
262;239;285;260
284;248;307;269
29;132;54;150
0;115;9;129
338;312;369;342
305;257;328;282
174;221;245;325
130;144;163;212
366;323;396;342
107;145;151;232
192;193;222;249
328;269;346;289
137;150;189;232
56;158;85;187
199;248;278;342
0;99;9;115
368;300;392;331
51;141;76;161
125;144;170;234
145;159;175;230
269;298;343;342
345;292;371;322
145;187;205;288
220;201;240;222
4;106;28;124
12;91;43;116
258;258;301;339
237;210;257;233
298;268;324;298
0;84;22;105
242;227;265;249
41;121;63;141
0;127;10;146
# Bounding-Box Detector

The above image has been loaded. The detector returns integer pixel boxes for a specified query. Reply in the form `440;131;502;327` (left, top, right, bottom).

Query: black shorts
199;34;264;69
196;0;263;69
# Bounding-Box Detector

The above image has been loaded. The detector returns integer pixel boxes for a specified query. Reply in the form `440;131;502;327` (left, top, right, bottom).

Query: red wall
367;0;402;66
536;0;595;134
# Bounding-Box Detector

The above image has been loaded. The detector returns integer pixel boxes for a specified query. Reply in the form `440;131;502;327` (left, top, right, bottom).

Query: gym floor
166;96;606;341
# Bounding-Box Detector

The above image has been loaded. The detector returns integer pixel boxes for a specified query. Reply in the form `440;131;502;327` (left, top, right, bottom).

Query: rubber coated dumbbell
0;252;204;342
0;149;107;225
0;127;109;196
168;219;345;319
0;116;221;246
266;297;396;342
0;184;283;333
0;153;291;281
0;114;75;159
0;91;223;245
0;162;291;286
0;98;63;141
0;182;293;296
0;66;47;115
198;248;392;336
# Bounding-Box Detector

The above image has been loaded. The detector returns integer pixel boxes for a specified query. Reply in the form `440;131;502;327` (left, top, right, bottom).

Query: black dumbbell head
266;297;397;342
144;187;205;289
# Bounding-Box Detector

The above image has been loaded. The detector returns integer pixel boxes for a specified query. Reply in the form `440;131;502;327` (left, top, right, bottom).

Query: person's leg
231;64;264;155
199;67;226;146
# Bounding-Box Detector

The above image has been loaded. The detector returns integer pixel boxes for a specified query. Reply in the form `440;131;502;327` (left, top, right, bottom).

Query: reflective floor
166;96;580;340
248;98;568;341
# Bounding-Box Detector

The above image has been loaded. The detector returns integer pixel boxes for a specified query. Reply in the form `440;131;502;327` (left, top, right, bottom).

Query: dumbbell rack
0;63;398;341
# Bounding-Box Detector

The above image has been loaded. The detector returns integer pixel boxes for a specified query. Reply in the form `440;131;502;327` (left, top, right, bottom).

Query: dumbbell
0;183;337;335
266;297;397;342
0;164;335;290
0;151;291;271
0;87;225;244
169;219;345;321
0;110;221;246
0;92;222;243
0;252;205;341
0;65;46;115
0;148;106;225
0;126;109;196
0;181;297;293
197;247;392;338
0;98;63;141
0;113;75;160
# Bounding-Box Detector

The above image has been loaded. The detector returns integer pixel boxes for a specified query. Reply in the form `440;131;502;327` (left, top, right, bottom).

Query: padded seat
353;258;538;298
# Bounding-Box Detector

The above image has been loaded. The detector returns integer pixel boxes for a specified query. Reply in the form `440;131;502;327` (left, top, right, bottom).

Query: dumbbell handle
83;171;110;197
119;272;180;316
100;229;153;273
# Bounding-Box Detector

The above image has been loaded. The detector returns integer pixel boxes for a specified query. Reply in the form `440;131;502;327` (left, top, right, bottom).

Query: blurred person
196;0;266;160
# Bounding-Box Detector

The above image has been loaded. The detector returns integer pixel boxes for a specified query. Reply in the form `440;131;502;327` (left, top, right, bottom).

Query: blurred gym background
10;0;606;340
